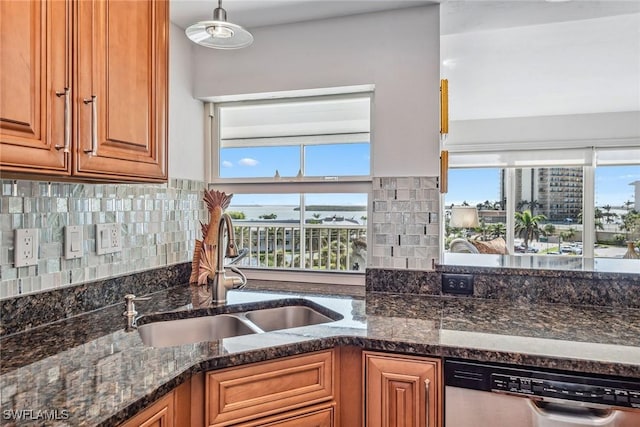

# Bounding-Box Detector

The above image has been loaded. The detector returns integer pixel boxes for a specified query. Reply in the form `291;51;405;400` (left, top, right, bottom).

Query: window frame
442;144;640;261
206;91;374;286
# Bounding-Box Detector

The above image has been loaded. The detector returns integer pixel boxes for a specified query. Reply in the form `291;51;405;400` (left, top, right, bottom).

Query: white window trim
206;91;374;286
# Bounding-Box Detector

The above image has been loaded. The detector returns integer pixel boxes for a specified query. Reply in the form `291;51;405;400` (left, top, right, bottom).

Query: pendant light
185;0;253;50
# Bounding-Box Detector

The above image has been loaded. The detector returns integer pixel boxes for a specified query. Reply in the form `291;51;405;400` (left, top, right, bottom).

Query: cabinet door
364;352;441;427
0;0;70;175
119;392;174;427
75;0;168;182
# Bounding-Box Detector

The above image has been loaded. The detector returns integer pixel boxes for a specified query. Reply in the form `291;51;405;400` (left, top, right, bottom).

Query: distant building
501;167;583;222
631;180;640;211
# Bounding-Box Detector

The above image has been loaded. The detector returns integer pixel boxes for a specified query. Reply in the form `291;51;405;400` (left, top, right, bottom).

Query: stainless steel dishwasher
445;359;640;427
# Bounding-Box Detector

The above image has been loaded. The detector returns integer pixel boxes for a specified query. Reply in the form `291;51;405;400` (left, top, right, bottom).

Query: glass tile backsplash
0;179;207;299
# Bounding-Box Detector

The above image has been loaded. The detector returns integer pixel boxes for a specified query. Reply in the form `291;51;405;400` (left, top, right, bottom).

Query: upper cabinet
0;0;70;174
0;0;168;183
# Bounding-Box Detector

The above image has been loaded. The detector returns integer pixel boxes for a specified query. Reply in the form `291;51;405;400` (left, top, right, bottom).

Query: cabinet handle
55;88;70;153
424;378;430;427
83;95;97;156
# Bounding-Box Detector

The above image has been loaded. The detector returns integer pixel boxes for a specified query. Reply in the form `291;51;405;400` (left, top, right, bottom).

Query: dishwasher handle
529;399;618;426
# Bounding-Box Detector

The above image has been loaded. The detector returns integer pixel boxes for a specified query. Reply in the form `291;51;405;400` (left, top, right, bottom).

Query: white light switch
64;226;83;260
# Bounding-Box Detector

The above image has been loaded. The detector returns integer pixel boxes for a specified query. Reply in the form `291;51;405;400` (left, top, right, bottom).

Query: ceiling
170;0;435;30
170;0;640;32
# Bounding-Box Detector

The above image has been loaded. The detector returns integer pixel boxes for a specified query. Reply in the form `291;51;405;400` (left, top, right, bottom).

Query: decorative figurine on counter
190;190;234;284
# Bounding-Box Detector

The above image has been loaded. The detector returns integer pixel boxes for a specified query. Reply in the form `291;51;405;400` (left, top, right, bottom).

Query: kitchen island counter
1;284;638;426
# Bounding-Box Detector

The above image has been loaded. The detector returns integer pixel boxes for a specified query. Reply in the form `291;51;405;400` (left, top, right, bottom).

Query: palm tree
514;210;547;251
624;200;634;211
487;223;506;239
560;227;576;243
543;223;556;237
543;223;557;251
620;210;640;240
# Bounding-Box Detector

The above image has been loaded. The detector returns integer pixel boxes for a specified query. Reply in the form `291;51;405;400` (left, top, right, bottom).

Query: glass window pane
594;165;640;258
513;167;582;256
226;194;301;269
304;143;370;176
219;146;300;178
224;193;367;271
445;168;505;254
303;193;368;271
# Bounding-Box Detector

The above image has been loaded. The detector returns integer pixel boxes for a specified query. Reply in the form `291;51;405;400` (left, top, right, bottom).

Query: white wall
441;13;640;121
192;6;441;177
169;23;206;181
441;13;640;149
447;111;640;148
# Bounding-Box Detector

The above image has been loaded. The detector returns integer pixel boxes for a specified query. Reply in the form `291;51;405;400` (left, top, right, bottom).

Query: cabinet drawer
206;350;335;426
233;404;334;427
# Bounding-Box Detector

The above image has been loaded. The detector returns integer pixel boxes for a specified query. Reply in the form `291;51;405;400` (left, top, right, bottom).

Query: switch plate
442;273;474;295
96;223;122;255
14;228;39;267
64;225;84;260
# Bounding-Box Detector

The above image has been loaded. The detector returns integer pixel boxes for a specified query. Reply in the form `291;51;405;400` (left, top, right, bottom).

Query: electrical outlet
14;228;39;267
442;273;474;295
96;223;122;255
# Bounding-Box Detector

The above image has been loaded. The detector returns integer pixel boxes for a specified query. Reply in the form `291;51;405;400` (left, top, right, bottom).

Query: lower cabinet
364;352;442;427
118;392;174;427
206;350;336;427
120;348;442;427
119;379;191;427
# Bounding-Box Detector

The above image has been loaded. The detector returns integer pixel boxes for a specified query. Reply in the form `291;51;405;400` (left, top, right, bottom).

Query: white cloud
238;158;259;166
221;160;233;168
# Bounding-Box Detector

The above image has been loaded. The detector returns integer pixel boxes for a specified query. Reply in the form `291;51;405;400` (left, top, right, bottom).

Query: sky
446;166;640;208
220;143;370;180
221;142;370;206
219;141;638;209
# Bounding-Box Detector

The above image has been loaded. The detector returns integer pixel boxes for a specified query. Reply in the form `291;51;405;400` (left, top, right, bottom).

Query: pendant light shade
185;0;253;50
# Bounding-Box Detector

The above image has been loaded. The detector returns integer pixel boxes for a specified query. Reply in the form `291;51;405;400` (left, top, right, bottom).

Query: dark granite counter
1;284;639;426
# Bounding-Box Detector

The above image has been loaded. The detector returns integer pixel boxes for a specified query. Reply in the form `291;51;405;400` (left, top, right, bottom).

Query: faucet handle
227;265;247;289
123;294;151;317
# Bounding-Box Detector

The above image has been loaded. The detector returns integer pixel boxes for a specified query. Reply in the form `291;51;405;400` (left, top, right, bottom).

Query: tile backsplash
370;176;440;270
0;179;207;299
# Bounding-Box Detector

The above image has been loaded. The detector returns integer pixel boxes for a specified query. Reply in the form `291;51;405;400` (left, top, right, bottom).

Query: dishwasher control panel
491;373;640;408
445;359;640;410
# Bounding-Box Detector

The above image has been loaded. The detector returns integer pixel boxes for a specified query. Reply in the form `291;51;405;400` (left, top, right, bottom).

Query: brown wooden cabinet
364;352;442;427
0;0;168;182
119;391;174;427
206;350;336;427
0;0;70;174
119;379;192;427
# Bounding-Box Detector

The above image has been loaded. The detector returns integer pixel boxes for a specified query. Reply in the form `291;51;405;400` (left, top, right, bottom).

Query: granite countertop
1;284;639;426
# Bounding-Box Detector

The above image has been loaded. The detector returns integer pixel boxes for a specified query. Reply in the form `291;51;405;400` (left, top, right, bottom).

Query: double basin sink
136;299;342;348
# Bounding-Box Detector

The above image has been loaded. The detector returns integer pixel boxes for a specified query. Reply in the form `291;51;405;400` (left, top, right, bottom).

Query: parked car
514;245;539;253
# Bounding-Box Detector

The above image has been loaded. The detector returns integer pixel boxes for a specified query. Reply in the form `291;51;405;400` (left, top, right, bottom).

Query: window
445;147;640;260
209;92;372;282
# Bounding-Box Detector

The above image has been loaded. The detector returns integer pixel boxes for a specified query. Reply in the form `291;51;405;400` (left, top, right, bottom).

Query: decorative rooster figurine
190;190;233;285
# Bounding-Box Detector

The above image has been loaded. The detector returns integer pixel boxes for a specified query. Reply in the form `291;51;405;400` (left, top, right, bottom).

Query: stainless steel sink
244;305;335;332
137;314;257;348
136;300;342;347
